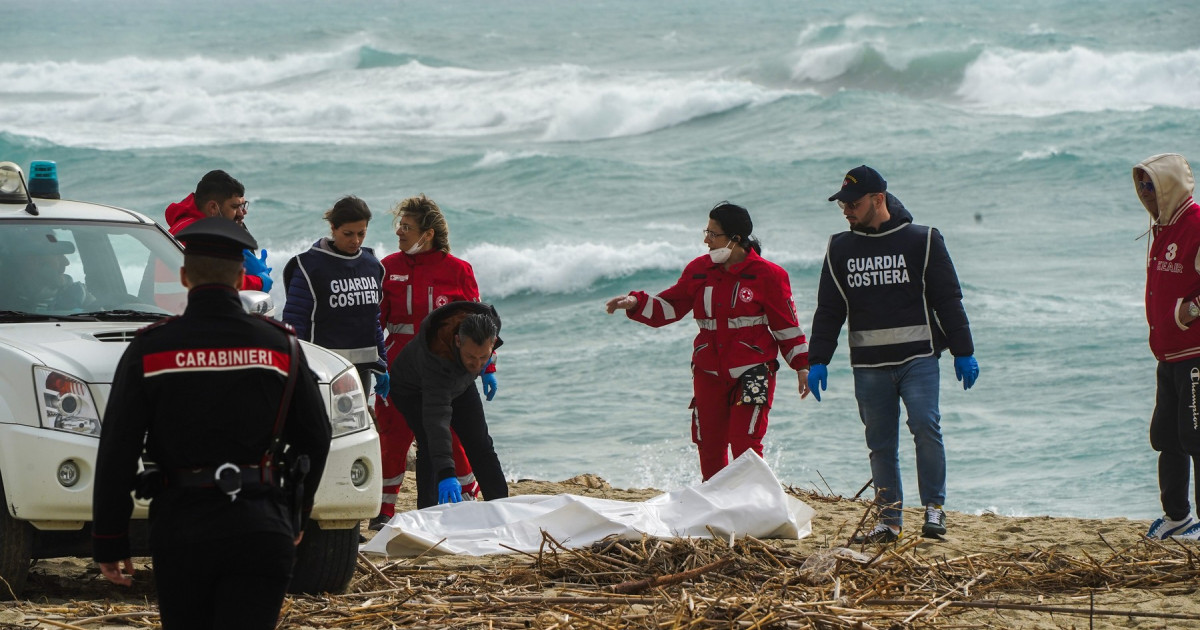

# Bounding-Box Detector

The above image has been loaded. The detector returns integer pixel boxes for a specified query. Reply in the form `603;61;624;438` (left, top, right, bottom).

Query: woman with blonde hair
370;195;497;524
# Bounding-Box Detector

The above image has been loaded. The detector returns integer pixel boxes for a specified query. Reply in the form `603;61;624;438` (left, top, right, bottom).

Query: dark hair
184;253;244;287
324;195;372;228
457;313;498;345
709;201;762;255
194;170;244;211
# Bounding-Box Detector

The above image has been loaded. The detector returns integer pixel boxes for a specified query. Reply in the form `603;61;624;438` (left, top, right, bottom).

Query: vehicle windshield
0;220;185;318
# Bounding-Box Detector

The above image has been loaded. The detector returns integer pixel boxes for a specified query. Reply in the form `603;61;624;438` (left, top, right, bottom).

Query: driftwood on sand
5;485;1200;629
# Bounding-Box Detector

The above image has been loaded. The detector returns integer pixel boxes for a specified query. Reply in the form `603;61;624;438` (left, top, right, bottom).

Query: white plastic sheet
361;452;814;557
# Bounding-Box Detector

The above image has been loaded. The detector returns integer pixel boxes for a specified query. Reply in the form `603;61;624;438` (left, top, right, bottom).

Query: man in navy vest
807;165;979;544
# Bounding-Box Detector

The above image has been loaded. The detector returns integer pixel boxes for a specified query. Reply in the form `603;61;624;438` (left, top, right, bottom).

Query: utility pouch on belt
133;467;165;500
737;363;770;406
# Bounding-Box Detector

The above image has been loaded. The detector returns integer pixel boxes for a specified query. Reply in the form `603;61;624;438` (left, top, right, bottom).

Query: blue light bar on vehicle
28;160;60;200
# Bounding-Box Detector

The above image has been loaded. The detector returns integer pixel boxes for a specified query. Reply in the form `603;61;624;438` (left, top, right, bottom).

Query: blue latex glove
481;372;498;401
954;355;979;390
808;364;828;402
437;477;462;504
242;249;273;292
373;371;390;399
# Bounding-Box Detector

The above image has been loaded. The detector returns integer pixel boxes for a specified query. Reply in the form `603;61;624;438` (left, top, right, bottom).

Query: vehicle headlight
34;367;102;436
329;368;369;437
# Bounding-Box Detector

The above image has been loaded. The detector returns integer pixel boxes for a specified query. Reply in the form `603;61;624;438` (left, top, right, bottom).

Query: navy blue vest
827;223;938;367
292;246;383;366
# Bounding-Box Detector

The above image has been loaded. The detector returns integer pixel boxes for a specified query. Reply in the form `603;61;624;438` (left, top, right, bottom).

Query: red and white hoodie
1141;153;1200;362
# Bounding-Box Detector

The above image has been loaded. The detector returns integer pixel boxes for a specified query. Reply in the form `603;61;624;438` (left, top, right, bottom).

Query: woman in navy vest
282;196;388;397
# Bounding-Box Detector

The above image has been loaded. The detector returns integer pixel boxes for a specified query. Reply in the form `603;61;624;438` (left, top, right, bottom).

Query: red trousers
691;367;775;481
375;397;475;516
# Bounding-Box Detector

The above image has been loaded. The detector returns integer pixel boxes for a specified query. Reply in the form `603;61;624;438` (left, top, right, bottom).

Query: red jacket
379;250;491;369
165;193;263;291
1147;200;1200;361
625;249;808;377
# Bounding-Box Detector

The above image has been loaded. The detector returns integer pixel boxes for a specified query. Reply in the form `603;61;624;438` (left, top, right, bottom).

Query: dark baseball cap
175;217;256;260
828;165;887;202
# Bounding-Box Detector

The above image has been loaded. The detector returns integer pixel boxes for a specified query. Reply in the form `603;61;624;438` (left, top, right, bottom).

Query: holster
133;467;165;500
280;453;311;536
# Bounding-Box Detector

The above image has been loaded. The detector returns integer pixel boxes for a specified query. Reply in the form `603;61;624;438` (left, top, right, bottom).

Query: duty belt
170;463;276;502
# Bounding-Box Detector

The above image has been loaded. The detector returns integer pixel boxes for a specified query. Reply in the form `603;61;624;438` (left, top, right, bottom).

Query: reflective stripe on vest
848;325;932;348
386;322;415;335
696;314;769;330
331;346;384;365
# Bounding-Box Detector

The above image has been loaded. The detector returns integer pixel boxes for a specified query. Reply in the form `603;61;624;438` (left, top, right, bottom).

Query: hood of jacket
164;193;205;233
851;192;913;235
1135;153;1196;225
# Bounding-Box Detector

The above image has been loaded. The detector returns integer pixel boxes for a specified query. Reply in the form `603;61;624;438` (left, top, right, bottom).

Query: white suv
0;161;380;597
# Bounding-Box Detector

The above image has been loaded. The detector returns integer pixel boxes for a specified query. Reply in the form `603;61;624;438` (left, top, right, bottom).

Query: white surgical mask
405;238;426;255
708;241;735;264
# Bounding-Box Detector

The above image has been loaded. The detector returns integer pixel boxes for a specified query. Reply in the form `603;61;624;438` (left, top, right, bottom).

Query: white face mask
405;238;426;256
708;241;735;264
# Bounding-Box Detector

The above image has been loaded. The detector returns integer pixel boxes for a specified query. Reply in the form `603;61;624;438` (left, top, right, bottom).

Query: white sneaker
1146;514;1196;540
1170;521;1200;541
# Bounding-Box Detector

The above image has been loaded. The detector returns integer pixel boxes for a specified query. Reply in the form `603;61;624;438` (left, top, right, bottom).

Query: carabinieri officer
92;217;331;629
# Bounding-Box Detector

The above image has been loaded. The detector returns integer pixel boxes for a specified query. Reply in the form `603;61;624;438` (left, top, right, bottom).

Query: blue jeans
853;355;945;528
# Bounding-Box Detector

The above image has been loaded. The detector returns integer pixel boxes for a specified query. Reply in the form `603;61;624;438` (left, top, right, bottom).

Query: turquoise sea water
3;0;1200;519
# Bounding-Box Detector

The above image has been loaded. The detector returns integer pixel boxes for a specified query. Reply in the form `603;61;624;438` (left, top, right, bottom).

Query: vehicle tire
287;521;358;595
0;475;34;600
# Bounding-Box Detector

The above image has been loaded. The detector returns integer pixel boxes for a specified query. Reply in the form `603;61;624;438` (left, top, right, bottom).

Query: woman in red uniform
370;194;495;527
606;202;810;480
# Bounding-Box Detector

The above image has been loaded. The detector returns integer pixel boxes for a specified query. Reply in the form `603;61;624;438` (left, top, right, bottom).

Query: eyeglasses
702;229;727;239
396;223;420;233
837;195;873;211
1138;180;1155;193
233;201;249;211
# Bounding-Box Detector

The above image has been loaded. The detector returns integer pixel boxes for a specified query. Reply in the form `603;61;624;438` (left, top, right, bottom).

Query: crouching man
389;301;509;509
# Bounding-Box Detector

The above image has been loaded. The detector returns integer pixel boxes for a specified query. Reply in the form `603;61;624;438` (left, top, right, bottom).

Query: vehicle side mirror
239;291;275;318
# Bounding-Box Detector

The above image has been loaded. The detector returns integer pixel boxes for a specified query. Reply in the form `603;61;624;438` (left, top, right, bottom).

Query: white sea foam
460;240;695;298
0;47;794;149
474;150;548;168
959;46;1200;115
456;240;823;298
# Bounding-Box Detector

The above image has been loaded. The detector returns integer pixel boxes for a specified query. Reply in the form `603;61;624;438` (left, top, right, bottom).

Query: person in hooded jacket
605;201;811;481
164;169;273;292
281;196;388;398
1136;153;1200;542
369;195;488;526
388;301;508;509
807;165;978;545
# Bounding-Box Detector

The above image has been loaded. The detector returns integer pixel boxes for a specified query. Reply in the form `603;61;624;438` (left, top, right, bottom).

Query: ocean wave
958;46;1200;115
457;240;823;298
786;33;1200;115
473;150;550;169
461;240;696;298
0;45;795;149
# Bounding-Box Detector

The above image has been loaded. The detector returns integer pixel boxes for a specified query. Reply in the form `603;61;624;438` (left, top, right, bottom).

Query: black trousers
397;385;508;509
151;531;295;630
1151;359;1200;520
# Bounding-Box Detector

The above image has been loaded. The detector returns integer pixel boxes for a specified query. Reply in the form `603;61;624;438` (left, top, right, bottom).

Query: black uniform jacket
388;301;502;480
92;285;332;563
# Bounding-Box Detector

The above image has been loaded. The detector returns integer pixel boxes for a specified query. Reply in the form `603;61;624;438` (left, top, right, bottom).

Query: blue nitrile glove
242;249;273;292
373;371;390;399
437;477;463;504
481;372;498;401
808;364;828;402
953;355;979;390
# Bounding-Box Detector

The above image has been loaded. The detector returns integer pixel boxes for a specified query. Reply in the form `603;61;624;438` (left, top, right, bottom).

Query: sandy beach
3;475;1198;630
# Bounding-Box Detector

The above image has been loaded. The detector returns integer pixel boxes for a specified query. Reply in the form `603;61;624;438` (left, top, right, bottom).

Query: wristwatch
1189;300;1200;319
